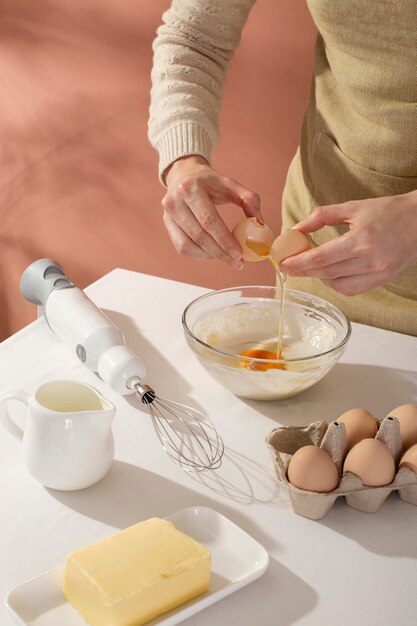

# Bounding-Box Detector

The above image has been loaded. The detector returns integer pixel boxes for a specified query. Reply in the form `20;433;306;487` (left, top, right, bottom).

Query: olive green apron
281;0;417;335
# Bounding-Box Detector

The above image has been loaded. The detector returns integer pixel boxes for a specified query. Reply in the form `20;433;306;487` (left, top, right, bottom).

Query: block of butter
63;517;211;626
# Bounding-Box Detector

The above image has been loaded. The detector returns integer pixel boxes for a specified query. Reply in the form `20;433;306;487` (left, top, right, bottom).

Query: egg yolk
245;239;271;257
239;349;285;371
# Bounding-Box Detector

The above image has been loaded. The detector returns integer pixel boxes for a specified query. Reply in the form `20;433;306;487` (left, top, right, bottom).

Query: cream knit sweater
148;0;255;183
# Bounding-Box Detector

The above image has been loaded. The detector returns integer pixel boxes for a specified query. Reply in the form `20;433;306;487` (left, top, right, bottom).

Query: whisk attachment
136;384;157;405
131;381;224;472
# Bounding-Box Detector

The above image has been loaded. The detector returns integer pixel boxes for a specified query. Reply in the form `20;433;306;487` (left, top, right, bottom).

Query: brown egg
399;443;417;474
343;438;396;487
270;229;311;266
232;217;275;262
337;408;378;449
287;445;339;493
386;404;417;450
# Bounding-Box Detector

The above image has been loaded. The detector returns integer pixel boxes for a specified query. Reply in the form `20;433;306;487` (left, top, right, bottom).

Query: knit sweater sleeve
148;0;255;184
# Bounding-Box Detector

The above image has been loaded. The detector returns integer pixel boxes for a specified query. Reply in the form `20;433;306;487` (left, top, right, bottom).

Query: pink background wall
0;1;316;340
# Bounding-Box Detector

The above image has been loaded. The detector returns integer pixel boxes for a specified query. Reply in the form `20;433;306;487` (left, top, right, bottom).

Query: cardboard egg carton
266;418;417;520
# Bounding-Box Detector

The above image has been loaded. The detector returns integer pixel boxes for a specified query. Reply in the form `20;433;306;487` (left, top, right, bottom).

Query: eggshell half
270;229;311;266
287;445;339;493
386;404;417;450
232;217;275;262
343;438;395;487
337;408;378;449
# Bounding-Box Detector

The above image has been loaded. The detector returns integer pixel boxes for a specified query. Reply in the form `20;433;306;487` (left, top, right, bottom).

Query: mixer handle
20;259;74;317
20;259;147;395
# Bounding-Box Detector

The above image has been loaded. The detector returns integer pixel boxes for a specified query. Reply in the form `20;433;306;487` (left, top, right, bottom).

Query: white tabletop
1;269;417;626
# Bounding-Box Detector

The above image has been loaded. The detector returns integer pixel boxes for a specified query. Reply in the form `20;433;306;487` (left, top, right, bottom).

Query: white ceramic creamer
0;380;115;490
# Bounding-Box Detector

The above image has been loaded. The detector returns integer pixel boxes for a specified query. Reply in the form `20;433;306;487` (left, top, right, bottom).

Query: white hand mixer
20;260;224;472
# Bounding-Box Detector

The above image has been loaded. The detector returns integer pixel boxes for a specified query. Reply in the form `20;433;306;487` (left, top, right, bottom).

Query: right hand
162;155;263;269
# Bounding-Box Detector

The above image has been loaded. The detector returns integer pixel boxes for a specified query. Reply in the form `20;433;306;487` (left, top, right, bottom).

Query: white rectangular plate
6;506;269;626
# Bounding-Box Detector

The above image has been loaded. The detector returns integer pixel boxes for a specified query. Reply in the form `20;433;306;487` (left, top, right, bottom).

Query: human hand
279;191;417;295
162;155;263;269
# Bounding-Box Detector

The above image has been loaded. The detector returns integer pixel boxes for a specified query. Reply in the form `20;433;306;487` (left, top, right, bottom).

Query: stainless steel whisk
20;259;224;473
130;379;224;472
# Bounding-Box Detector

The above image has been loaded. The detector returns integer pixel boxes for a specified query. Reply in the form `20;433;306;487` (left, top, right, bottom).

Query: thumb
221;178;264;224
240;190;264;224
293;203;355;233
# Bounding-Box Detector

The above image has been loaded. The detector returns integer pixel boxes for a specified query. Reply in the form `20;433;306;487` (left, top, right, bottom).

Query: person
148;1;417;335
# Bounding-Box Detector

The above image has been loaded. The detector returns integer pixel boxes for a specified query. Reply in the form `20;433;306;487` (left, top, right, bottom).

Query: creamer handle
0;390;30;440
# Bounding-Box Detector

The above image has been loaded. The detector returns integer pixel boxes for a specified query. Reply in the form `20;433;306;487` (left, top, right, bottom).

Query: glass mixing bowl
182;286;351;401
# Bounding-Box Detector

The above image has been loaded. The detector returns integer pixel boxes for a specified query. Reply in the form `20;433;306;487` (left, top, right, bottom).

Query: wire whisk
130;380;224;472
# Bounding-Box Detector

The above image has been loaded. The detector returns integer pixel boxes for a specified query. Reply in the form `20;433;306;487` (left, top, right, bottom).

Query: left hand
279;190;417;296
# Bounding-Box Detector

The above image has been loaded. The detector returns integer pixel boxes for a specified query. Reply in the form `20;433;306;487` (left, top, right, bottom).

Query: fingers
180;184;243;260
162;166;263;267
198;172;263;224
284;194;417;296
286;257;370;281
223;179;263;223
280;232;356;274
162;199;244;269
293;201;358;233
322;270;388;296
163;213;211;260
